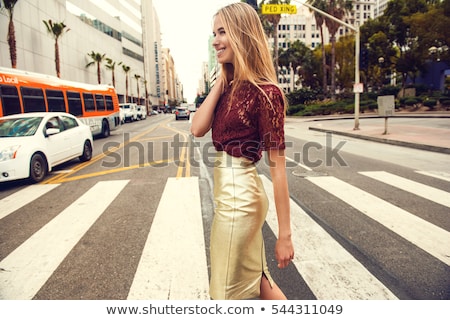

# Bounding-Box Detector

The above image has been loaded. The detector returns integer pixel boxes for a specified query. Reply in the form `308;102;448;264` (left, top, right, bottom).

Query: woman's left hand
275;236;294;269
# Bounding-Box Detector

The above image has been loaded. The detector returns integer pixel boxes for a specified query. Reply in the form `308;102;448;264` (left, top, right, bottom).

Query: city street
0;112;449;300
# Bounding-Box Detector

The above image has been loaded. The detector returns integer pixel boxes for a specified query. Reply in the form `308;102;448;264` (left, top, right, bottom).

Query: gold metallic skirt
209;151;274;300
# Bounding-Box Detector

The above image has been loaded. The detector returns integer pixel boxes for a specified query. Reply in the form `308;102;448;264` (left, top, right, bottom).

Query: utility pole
292;0;361;130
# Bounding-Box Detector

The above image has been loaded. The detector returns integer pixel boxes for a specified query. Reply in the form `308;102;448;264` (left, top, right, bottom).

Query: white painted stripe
360;171;450;208
0;184;60;220
307;176;450;266
415;170;450;183
286;156;313;171
261;175;397;300
0;180;129;299
127;177;209;300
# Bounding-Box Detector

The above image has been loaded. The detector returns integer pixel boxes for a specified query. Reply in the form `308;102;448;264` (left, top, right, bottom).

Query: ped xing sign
262;4;298;14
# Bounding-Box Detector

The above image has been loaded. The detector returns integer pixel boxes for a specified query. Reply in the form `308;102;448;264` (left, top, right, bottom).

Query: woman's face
212;16;234;65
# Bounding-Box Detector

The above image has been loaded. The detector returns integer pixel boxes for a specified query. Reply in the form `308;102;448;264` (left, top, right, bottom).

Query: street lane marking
360;171;450;208
0;184;60;220
306;176;450;266
127;177;209;299
0;180;129;299
286;156;312;171
261;175;397;300
415;170;450;182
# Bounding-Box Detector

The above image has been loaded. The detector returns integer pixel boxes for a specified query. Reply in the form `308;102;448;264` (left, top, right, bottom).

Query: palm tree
2;0;19;68
134;74;141;105
122;64;131;102
307;0;328;94
43;20;70;78
105;58;121;87
86;51;106;84
260;0;291;77
323;0;352;99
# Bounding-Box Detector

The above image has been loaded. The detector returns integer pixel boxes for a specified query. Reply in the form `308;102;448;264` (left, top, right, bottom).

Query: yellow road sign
262;4;297;15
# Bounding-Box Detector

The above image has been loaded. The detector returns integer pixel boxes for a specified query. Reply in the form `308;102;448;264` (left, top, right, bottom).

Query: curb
308;127;450;155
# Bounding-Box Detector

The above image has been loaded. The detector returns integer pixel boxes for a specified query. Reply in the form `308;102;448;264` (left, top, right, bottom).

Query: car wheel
101;119;110;138
29;153;48;183
79;140;93;162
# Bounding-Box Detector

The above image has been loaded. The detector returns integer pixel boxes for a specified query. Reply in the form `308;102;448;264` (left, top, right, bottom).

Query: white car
0;112;93;183
137;105;147;120
119;103;138;122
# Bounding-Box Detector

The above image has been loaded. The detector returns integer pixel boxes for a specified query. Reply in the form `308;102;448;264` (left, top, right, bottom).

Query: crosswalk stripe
360;171;450;208
0;180;129;300
0;184;60;220
306;176;450;266
127;177;209;300
261;175;398;300
415;170;450;182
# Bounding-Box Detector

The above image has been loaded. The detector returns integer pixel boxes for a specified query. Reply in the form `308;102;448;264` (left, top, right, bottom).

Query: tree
86;51;106;84
134;74;141;105
122;64;131;103
2;0;19;68
260;0;291;77
322;0;353;99
278;40;314;89
382;0;433;89
43;20;70;78
105;58;121;87
307;0;328;94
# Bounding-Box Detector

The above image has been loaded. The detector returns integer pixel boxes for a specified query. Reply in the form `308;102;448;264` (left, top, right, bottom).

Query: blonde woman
191;2;294;300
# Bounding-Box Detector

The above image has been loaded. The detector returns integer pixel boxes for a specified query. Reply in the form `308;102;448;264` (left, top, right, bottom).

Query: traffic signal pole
292;0;361;130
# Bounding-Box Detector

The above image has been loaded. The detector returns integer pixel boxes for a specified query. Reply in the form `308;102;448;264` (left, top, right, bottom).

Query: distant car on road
137;105;147;120
175;106;190;120
119;103;138;122
0;112;93;183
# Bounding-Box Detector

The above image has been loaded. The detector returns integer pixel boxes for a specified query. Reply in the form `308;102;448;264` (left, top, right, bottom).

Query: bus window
105;95;114;111
95;94;106;111
83;92;95;112
0;85;22;116
21;87;46;113
46;89;66;112
67;91;82;116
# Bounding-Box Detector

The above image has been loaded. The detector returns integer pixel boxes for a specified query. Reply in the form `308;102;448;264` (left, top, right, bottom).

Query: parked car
119;106;125;124
137;105;147;120
175;106;190;120
119;103;138;122
0;112;93;183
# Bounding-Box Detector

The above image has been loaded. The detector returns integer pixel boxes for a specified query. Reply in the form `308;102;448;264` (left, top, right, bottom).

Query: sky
152;0;238;103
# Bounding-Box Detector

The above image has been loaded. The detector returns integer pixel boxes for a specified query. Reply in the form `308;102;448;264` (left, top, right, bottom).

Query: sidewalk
305;113;450;154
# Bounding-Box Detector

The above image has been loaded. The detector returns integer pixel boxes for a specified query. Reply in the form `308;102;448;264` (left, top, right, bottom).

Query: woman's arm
190;78;225;137
267;148;294;269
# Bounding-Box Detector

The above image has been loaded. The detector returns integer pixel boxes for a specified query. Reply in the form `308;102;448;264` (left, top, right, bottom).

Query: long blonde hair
215;2;286;109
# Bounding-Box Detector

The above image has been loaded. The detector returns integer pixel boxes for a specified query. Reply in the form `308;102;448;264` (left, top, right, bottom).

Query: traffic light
360;47;369;70
246;0;258;10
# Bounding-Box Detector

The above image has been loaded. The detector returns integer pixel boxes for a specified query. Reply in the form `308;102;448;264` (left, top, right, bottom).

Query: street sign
377;95;395;117
262;4;297;15
353;83;363;93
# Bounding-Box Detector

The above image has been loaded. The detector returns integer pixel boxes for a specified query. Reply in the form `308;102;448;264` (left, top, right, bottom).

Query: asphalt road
0;112;449;302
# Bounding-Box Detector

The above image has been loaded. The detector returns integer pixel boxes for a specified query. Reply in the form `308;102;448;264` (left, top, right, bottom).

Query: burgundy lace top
211;81;286;163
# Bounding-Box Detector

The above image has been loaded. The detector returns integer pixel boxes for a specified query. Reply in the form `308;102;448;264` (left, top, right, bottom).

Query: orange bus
0;67;121;138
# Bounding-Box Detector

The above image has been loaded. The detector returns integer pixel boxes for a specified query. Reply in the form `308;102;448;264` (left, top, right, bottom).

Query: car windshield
0;117;43;137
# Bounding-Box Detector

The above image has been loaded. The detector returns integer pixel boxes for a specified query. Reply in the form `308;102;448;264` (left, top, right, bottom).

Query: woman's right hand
190;77;225;137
